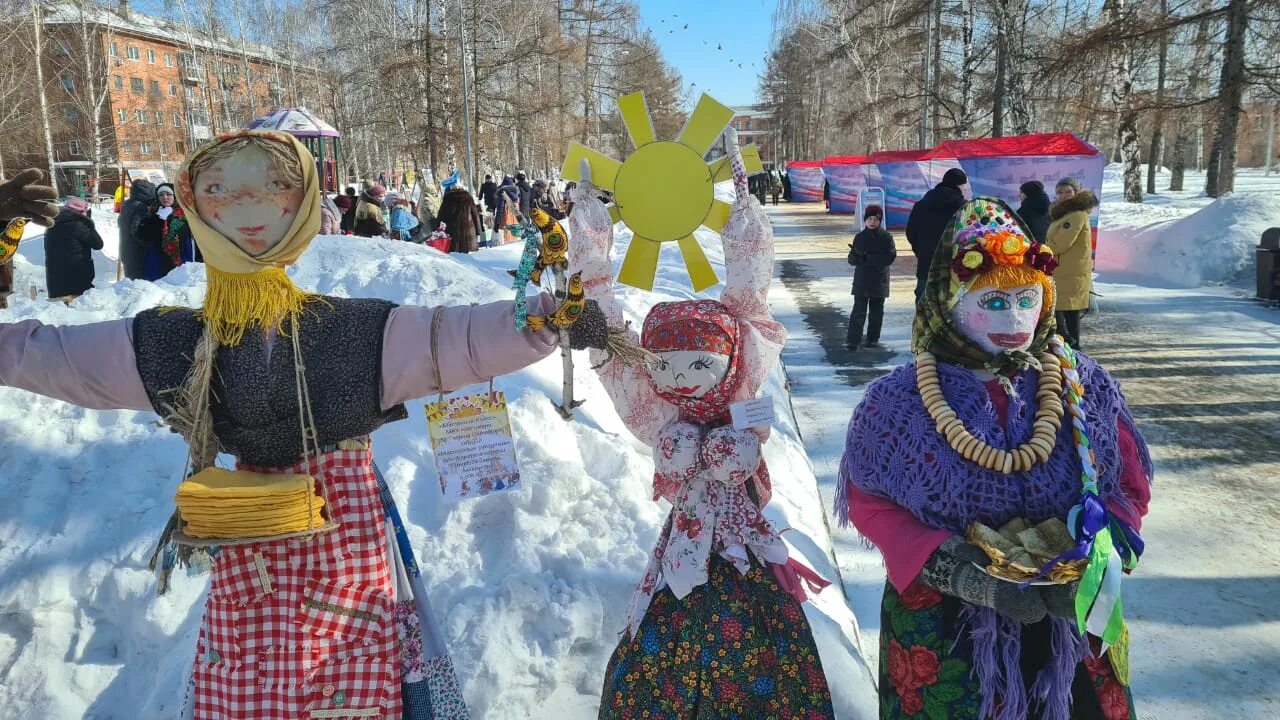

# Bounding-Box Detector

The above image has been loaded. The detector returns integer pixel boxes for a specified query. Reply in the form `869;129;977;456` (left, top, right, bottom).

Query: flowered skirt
598;557;834;720
877;580;1136;720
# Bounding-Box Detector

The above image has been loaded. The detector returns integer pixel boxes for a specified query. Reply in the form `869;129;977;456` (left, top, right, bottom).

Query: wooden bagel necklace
915;350;1065;474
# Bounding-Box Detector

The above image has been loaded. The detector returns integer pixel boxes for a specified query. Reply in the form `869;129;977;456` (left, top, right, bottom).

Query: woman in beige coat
1046;177;1099;349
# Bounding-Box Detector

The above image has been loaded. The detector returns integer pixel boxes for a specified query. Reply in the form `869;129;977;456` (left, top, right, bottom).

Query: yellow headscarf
176;130;323;346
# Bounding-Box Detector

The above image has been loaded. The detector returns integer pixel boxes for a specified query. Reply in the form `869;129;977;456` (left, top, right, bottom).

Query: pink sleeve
379;296;560;409
1109;418;1151;532
0;318;152;411
844;481;953;593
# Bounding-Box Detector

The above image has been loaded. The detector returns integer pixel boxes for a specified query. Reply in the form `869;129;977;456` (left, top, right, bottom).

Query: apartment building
36;0;319;194
729;105;775;164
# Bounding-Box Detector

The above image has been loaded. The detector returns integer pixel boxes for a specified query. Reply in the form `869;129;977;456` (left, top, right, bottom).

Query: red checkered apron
190;446;403;720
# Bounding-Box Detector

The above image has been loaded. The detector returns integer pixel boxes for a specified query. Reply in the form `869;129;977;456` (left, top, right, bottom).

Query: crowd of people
844;168;1099;351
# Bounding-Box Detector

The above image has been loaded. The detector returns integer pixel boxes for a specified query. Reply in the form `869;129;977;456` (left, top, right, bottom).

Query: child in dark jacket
846;204;896;350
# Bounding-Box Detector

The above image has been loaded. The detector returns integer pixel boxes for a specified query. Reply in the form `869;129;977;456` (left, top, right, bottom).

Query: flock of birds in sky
656;12;760;89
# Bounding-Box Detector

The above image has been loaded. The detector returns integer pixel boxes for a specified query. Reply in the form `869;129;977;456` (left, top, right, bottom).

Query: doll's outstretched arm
0;318;153;410
717;130;786;399
567;160;677;446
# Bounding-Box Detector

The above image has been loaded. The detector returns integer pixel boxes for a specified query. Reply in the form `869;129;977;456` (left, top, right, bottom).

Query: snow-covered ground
0;217;876;717
1097;165;1280;288
767;163;1280;720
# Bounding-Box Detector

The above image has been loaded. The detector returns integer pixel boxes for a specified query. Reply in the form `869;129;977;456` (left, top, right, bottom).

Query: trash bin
1259;228;1280;300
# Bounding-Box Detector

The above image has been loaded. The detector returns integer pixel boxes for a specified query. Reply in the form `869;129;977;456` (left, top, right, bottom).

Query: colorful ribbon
1026;337;1143;647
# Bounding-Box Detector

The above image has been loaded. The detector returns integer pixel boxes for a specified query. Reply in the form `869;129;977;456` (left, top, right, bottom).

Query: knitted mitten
919;536;1048;624
0;169;58;227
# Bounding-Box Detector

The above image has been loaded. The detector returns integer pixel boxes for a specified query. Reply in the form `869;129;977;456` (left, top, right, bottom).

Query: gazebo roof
246;107;340;138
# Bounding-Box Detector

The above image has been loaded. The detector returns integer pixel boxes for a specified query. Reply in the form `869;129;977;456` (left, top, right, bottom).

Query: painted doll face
647;350;730;398
192;144;304;256
951;282;1044;354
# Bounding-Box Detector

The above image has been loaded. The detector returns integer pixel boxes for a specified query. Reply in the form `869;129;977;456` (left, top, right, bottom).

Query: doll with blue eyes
567;134;836;718
837;198;1153;720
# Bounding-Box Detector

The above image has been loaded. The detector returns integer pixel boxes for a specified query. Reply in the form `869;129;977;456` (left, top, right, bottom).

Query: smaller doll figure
568;146;835;718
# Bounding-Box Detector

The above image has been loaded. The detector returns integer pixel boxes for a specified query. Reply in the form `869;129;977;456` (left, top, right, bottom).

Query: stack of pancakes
176;468;327;539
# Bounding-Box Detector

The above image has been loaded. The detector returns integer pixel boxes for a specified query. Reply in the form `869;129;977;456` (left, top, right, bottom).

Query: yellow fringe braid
197;266;321;346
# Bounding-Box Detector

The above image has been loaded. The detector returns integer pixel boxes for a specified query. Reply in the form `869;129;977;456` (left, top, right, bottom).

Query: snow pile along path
0;229;876;718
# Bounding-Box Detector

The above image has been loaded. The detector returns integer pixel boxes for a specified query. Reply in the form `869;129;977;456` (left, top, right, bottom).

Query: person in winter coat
515;172;533;217
906;167;968;300
1016;180;1052;244
0;129;612;720
118;178;157;279
822;178;831;213
479;174;498;212
846;204;896;350
353;185;389;237
388;197;420;241
531;180;564;220
44;197;104;299
138;184;187;280
781;172;791;201
335;187;357;234
492;175;521;244
436;188;482;253
1045;177;1099;350
319;193;342;235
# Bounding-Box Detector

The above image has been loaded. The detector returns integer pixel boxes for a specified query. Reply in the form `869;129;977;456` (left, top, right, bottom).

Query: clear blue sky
638;0;775;108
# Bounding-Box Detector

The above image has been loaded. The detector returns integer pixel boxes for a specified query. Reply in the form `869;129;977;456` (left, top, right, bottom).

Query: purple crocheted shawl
837;354;1150;720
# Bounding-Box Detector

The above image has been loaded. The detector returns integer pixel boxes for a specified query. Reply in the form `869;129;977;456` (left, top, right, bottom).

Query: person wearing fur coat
1045;178;1099;350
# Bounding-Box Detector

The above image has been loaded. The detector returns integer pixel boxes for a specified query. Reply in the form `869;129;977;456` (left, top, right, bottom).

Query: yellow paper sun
562;92;762;292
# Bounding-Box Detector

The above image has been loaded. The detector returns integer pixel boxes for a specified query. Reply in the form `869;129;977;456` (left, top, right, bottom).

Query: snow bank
1097;193;1280;288
0;228;876;718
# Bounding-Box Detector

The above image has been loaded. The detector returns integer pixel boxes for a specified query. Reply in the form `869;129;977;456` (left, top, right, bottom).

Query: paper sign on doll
425;391;521;501
730;396;776;430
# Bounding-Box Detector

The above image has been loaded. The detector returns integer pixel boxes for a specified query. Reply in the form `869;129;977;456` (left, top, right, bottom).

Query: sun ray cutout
562;92;763;292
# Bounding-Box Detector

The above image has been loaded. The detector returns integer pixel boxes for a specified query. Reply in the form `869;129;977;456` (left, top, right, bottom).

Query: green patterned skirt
598;557;834;720
877;580;1136;720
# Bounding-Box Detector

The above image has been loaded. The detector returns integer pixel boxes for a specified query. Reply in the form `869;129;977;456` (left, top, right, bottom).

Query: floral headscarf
642;299;743;424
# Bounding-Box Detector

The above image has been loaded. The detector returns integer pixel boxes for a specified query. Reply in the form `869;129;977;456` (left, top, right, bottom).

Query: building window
126;46;140;60
176;141;186;155
183;86;194;100
69;140;82;156
140;141;151;155
135;109;146;123
154;111;162;124
63;106;79;122
164;53;174;67
60;73;74;91
114;75;123;91
56;40;72;57
150;79;161;94
110;42;118;57
169;83;177;96
122;141;132;155
117;108;127;123
147;49;156;63
131;77;143;93
173;112;182;127
159;141;167;155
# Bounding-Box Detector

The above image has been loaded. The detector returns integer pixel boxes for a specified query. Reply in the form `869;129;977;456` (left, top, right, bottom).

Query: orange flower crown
949;201;1057;283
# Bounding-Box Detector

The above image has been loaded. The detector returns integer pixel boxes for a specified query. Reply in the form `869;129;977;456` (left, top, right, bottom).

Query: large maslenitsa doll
0;130;604;719
837;198;1152;720
567;145;836;719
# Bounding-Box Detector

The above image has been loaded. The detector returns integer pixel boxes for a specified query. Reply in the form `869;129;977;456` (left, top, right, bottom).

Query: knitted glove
1041;582;1079;620
567;299;608;350
918;536;1048;624
700;426;761;488
0;169;58;227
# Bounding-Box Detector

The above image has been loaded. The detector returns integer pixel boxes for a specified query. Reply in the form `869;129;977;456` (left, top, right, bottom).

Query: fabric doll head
176;130;322;346
913;197;1058;371
642;299;743;423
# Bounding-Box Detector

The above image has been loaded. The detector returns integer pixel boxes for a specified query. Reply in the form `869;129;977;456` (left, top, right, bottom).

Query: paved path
766;201;1280;719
